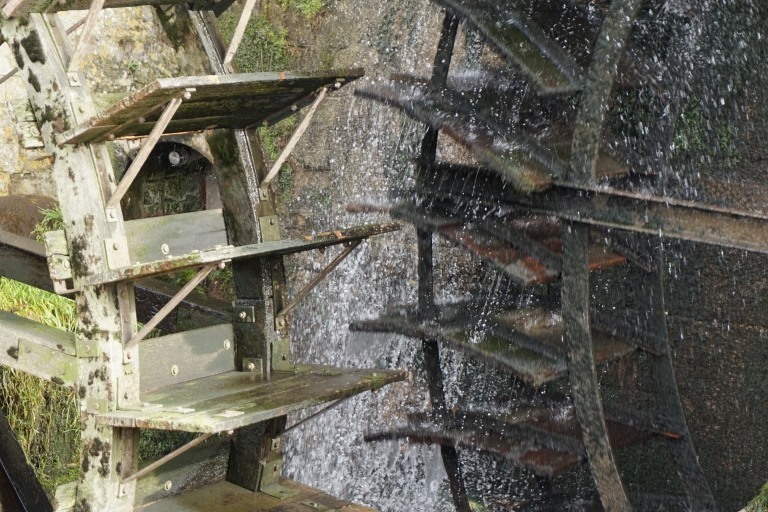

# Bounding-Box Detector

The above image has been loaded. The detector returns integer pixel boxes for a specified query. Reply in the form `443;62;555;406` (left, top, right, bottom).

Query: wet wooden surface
98;366;406;433
135;479;375;511
61;70;363;145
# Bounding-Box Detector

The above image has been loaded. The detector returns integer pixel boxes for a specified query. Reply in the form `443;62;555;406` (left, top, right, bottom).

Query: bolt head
246;362;256;372
170;364;179;376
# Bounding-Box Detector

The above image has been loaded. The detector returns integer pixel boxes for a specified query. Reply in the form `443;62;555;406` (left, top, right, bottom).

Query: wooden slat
3;0;231;19
125;209;228;265
135;478;375;512
60;70;364;145
97;367;406;433
68;222;400;289
0;310;78;385
140;324;235;392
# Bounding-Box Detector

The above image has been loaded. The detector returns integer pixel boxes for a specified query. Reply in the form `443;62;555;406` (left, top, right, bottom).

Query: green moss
673;102;739;165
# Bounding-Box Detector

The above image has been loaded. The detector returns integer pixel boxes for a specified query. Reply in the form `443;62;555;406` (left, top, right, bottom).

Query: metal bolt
112;242;120;250
164;481;173;492
335;81;342;88
138;117;146;124
238;311;247;320
223;339;231;350
170;365;179;376
246;362;256;372
183;91;192;100
123;392;130;399
160;243;169;255
291;104;298;111
125;351;132;360
62;260;70;270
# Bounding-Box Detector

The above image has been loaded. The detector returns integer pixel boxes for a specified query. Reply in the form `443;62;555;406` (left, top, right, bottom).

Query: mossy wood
0;309;78;385
60;70;364;145
97;367;405;433
51;222;400;289
135;479;376;511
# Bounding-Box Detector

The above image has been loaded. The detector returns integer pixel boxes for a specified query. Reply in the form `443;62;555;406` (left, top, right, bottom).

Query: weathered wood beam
67;0;105;72
0;310;78;386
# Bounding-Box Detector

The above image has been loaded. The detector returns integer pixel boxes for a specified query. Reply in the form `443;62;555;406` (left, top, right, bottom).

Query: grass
280;0;324;19
258;116;298;203
747;482;768;512
30;207;64;242
0;277;80;492
217;10;288;72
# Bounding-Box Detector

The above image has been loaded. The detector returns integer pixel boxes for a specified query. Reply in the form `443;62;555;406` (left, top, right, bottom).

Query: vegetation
217;11;288;72
258;116;298;203
747;482;768;512
30;207;64;242
280;0;324;19
0;277;80;492
672;102;739;164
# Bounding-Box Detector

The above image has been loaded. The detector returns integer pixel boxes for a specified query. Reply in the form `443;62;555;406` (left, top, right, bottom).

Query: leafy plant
31;207;64;243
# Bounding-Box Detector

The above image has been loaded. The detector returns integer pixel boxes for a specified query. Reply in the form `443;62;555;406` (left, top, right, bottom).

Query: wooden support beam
221;0;258;73
124;263;217;351
0;66;19;86
121;433;213;485
105;90;192;214
261;87;327;186
275;239;361;320
67;0;105;72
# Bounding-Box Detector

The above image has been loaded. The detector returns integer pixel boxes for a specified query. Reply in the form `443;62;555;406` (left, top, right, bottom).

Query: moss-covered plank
60;70;364;145
0;310;78;385
68;222;400;288
97;366;405;433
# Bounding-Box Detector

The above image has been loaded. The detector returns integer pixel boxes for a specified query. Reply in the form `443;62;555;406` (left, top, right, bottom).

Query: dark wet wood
0;409;52;511
60;71;363;145
97;366;406;433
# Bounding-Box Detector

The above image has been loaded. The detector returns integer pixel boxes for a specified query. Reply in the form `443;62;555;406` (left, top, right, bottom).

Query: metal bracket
75;337;99;358
271;337;292;372
234;304;256;323
259;215;281;242
258;459;299;500
85;398;110;415
301;501;338;511
242;357;263;374
104;236;131;269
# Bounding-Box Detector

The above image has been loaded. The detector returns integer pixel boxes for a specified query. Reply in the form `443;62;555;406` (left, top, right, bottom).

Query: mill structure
0;1;404;511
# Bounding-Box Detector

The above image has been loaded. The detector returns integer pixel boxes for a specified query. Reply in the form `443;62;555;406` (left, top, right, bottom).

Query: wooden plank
125;209;228;265
139;324;235;392
3;0;228;18
69;222;401;288
0;309;77;355
136;478;376;512
134;438;229;507
60;70;364;145
0;310;78;385
97;367;406;433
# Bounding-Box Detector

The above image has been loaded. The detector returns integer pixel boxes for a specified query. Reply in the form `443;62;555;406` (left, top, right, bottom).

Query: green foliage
258;116;298;203
30;207;64;243
281;0;324;19
0;277;79;491
217;12;287;72
748;482;768;512
672;103;739;164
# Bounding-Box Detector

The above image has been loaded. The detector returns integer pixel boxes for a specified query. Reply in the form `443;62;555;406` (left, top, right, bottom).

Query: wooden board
0;309;78;385
136;479;376;511
125;209;228;266
98;366;406;433
70;222;400;289
3;0;233;19
60;70;364;145
140;323;235;392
